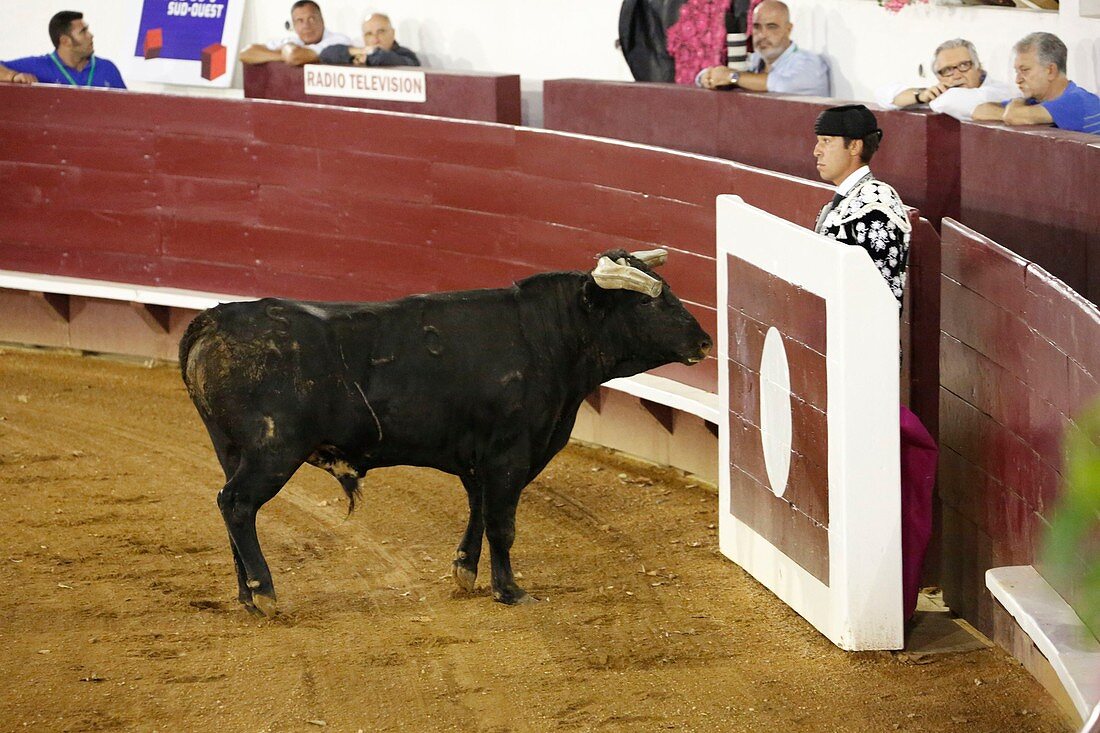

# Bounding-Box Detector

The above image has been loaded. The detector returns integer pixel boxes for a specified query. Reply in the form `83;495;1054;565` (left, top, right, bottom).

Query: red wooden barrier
243;62;522;125
936;218;1099;638
543;79;960;227
0;84;944;431
959;121;1100;304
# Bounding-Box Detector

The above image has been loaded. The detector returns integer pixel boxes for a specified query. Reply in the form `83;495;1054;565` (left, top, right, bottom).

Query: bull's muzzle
684;336;713;364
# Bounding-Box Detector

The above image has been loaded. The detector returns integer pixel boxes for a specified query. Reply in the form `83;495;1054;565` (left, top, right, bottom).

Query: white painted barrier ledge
0;269;719;428
0;269;247;311
987;565;1100;722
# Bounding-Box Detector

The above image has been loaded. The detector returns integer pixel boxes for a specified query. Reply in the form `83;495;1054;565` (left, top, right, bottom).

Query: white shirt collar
837;165;871;195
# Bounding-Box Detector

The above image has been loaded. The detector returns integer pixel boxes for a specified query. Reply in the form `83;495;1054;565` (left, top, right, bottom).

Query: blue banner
133;1;228;61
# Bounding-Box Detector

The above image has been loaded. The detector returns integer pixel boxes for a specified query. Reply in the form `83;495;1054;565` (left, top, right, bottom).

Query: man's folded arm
239;44;283;64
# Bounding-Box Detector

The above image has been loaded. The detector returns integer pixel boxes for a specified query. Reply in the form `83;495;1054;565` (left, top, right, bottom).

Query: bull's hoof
492;588;538;606
452;562;477;593
250;592;278;617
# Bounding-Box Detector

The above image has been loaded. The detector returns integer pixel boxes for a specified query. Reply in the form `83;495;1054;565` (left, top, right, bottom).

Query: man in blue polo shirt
974;32;1099;134
0;10;126;89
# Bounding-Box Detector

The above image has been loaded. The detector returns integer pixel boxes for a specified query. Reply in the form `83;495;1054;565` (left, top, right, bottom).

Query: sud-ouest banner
125;0;244;87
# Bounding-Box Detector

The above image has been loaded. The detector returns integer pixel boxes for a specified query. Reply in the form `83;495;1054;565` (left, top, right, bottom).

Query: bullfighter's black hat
814;104;882;140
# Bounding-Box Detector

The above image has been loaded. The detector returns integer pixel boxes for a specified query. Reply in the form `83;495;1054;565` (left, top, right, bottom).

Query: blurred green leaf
1042;399;1100;638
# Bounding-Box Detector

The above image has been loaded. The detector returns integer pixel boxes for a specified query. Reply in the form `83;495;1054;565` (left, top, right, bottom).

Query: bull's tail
338;475;363;514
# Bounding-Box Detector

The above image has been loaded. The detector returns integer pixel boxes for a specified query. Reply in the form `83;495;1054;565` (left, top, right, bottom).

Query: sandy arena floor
0;348;1073;732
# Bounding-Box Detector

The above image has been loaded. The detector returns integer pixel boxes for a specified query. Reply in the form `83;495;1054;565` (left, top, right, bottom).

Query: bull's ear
581;275;606;311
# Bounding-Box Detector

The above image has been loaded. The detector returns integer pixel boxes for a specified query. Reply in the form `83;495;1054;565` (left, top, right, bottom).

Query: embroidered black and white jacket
814;172;912;307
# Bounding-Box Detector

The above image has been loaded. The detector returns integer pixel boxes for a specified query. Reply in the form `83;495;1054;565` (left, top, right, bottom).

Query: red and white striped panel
717;195;902;651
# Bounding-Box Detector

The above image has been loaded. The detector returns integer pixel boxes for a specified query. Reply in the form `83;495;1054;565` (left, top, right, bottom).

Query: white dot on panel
759;326;793;498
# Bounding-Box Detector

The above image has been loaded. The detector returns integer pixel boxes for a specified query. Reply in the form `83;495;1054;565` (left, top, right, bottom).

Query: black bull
179;250;712;616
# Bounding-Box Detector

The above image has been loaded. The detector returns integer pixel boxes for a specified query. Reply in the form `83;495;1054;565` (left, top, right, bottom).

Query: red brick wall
936;218;1099;635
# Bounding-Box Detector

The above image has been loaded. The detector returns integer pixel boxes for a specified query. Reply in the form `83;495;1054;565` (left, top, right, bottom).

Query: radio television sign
304;66;426;103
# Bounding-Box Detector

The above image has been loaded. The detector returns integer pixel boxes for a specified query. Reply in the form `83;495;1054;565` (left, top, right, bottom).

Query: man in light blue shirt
974;32;1100;135
695;0;829;97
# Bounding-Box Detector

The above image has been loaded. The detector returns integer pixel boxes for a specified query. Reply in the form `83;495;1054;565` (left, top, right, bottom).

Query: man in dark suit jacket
319;13;420;67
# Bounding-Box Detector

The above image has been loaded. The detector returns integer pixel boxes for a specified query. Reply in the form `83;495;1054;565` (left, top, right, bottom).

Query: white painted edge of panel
603;373;720;424
0;269;251;310
987;565;1100;721
716;194;902;650
827;219;902;650
1082;700;1100;733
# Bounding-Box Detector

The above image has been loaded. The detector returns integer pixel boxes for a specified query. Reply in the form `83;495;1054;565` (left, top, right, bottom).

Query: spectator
974;32;1100;134
319;13;420;67
239;1;352;67
694;0;829;97
875;39;1016;122
617;0;683;83
0;10;125;88
811;104;910;306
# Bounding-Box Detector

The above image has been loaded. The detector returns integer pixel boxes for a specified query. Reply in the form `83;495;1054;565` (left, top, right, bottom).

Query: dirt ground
0;348;1073;733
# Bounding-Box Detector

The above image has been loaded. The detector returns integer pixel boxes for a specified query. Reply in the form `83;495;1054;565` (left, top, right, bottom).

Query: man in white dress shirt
874;39;1015;122
239;1;353;67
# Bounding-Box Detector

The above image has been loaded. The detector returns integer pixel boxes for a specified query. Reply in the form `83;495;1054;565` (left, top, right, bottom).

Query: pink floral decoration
666;0;728;86
881;0;929;13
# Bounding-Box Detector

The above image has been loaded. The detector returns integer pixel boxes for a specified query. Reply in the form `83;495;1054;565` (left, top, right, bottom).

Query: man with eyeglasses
239;1;352;67
319;13;420;67
875;39;1013;121
0;10;126;88
974;32;1100;135
695;0;829;97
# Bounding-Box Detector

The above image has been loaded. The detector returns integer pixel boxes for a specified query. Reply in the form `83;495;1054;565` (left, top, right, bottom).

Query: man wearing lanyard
0;11;126;89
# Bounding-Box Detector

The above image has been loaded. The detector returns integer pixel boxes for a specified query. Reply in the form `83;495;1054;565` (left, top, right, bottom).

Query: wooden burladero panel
937;218;1100;637
717;196;903;650
725;256;829;583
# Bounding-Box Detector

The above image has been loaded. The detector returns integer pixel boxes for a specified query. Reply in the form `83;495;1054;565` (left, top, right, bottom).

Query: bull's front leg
482;470;536;605
452;475;484;593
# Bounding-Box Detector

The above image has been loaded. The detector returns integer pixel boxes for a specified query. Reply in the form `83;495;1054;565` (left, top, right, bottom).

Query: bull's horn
591;256;662;297
629;248;668;267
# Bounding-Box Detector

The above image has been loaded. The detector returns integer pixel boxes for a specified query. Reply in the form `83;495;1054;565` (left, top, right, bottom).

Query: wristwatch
730;70;741;87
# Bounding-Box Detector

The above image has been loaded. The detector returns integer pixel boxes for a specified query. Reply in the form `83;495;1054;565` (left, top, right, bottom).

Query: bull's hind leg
452;476;484;593
218;452;302;617
200;420;260;613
